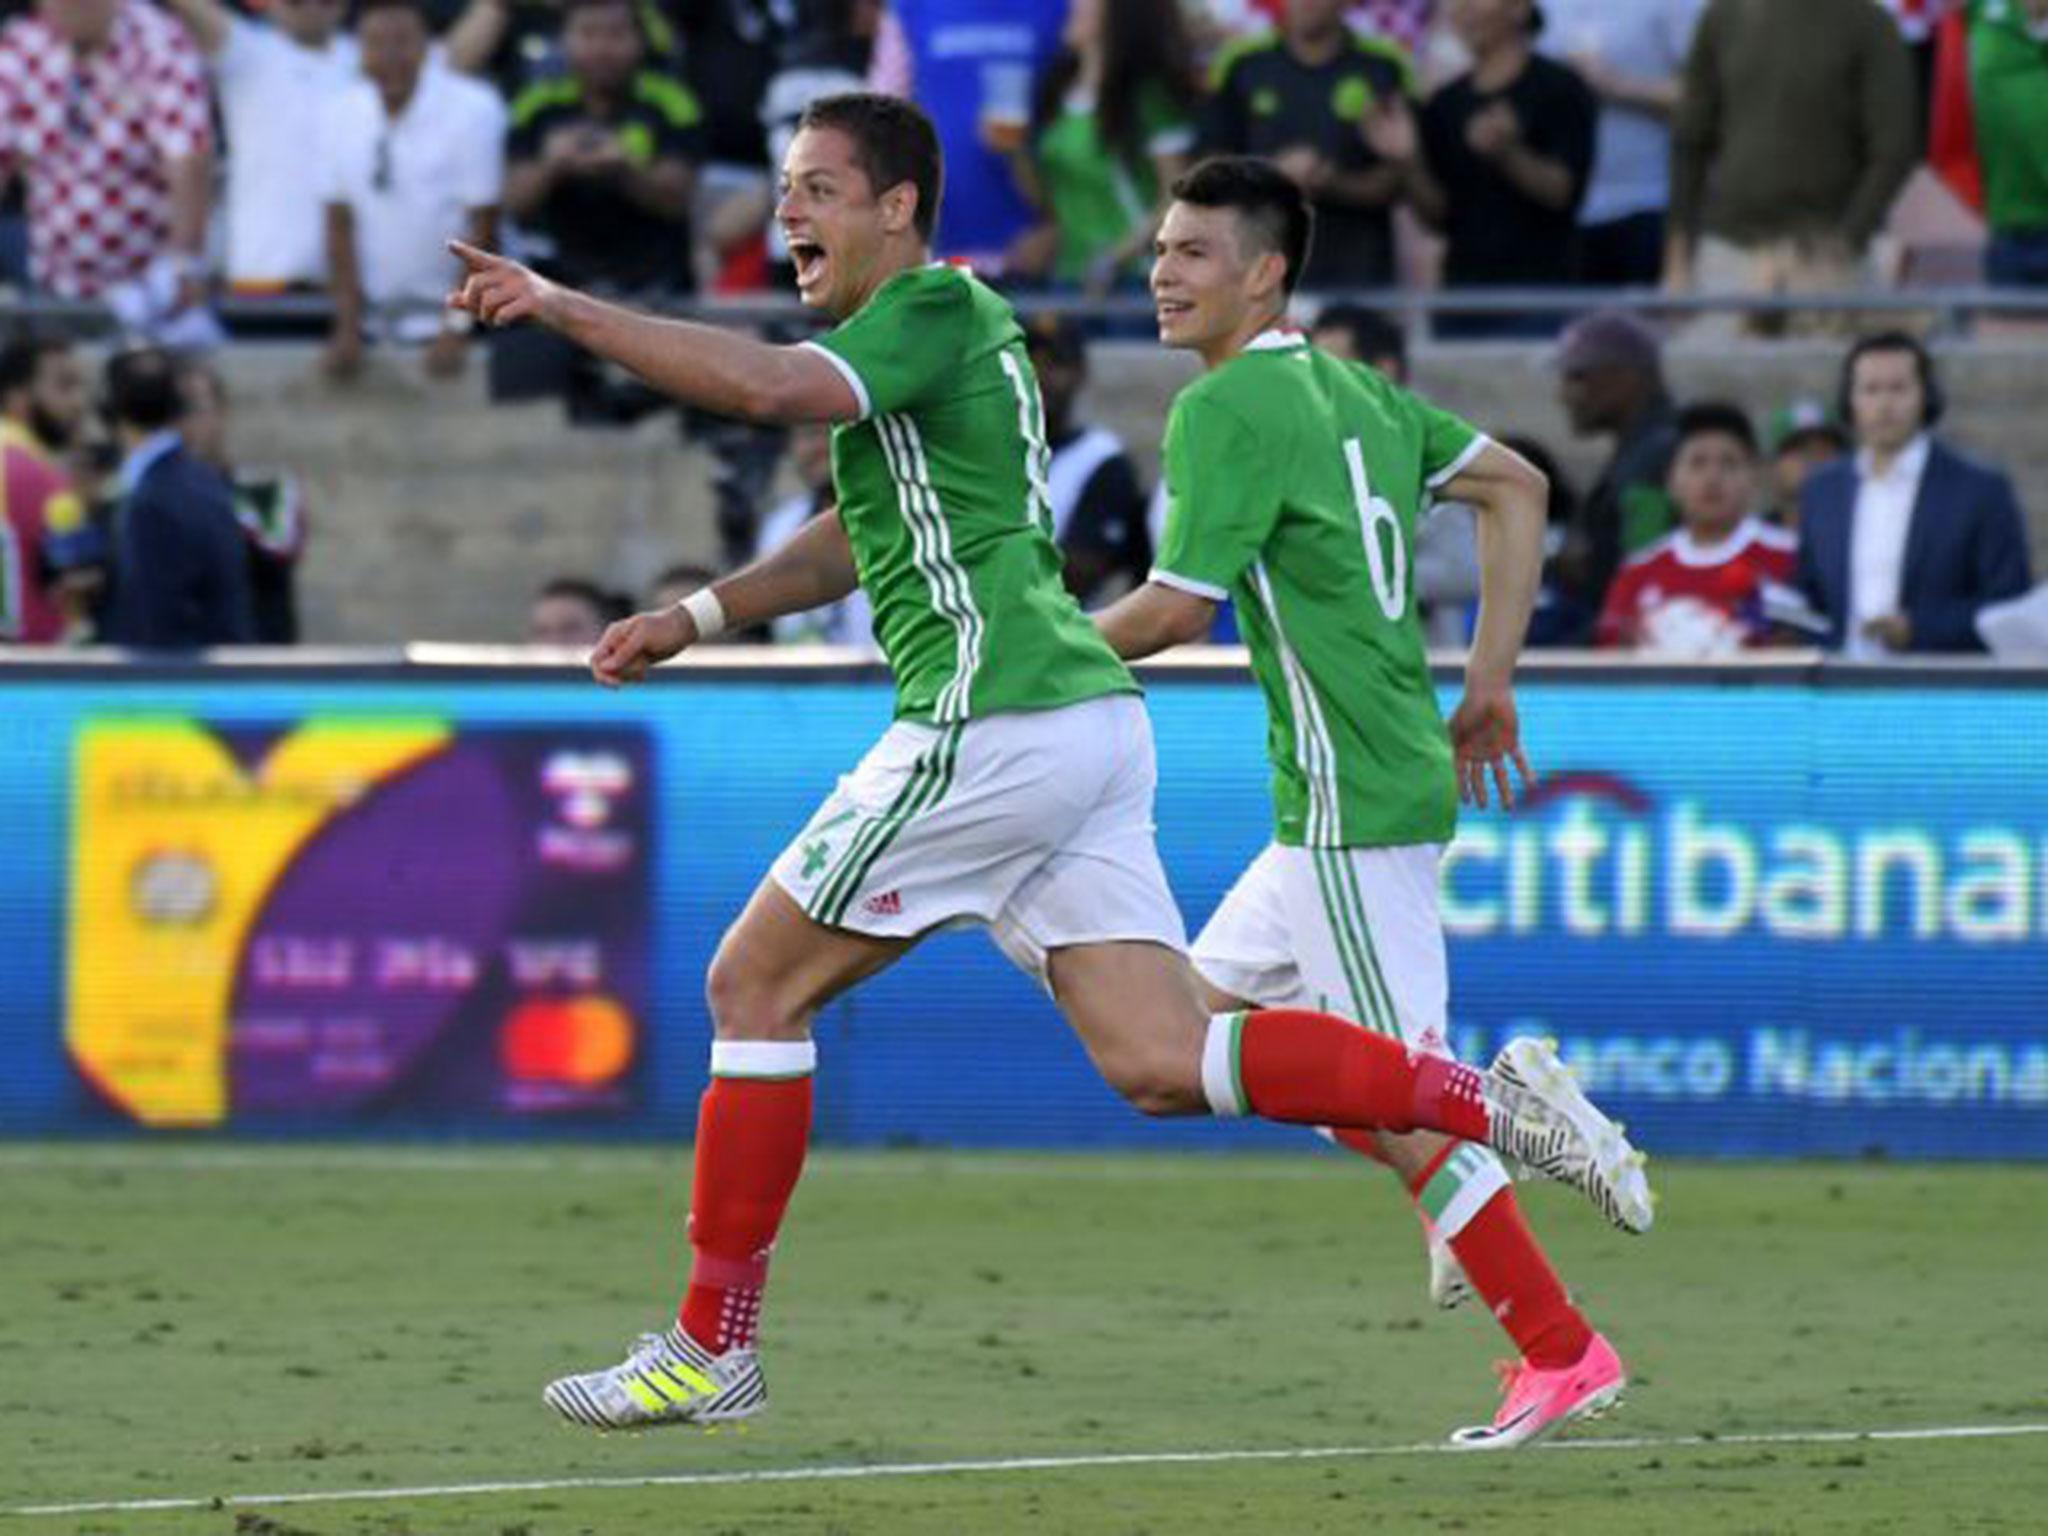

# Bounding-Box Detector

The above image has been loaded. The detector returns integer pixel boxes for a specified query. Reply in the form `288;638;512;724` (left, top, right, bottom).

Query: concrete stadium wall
215;339;2048;643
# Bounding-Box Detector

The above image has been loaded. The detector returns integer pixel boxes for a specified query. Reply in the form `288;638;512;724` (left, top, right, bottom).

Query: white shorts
770;693;1186;977
1192;842;1450;1057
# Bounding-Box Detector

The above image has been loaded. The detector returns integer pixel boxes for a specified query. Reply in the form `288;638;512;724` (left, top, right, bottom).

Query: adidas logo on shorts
862;890;903;917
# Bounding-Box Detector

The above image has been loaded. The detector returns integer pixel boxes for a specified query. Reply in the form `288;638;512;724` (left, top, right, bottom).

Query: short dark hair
1674;401;1759;458
1023;312;1087;370
654;562;719;594
796;92;944;242
562;0;640;28
104;346;184;432
0;329;69;400
1312;303;1406;373
537;576;632;623
1170;156;1314;296
356;0;431;25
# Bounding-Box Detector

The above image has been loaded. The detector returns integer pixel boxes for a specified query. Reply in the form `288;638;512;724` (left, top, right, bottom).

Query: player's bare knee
1100;1043;1206;1117
704;945;804;1042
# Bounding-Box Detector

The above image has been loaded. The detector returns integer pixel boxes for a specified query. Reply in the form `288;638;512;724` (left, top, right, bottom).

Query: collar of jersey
1669;517;1766;569
1244;328;1306;353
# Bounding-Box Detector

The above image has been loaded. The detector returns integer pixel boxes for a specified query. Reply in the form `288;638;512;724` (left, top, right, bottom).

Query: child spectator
1598;401;1796;656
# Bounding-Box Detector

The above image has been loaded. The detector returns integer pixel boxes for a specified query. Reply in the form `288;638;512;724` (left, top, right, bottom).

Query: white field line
11;1423;2048;1519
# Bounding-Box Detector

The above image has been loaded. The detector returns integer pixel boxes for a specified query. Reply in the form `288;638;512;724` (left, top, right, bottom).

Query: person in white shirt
1794;332;2033;656
323;0;506;381
165;0;360;292
1537;0;1703;288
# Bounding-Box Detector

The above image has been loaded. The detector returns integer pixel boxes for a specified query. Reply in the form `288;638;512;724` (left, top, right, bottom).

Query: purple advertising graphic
228;726;653;1121
70;718;654;1127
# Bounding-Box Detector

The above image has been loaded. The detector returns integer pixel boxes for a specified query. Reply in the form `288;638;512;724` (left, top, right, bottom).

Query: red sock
1328;1125;1392;1165
1231;1009;1491;1141
1429;1179;1591;1370
677;1064;813;1353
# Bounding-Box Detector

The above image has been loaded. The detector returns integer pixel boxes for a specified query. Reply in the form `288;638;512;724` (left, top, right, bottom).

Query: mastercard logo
500;995;636;1087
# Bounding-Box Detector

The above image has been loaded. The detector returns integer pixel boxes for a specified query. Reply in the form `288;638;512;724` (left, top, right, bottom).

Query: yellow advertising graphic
67;718;452;1127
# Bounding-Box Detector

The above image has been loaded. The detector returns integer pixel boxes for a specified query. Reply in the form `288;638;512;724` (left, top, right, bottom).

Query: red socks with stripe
1406;1144;1591;1369
1224;1010;1590;1370
1217;1008;1492;1142
677;1040;815;1355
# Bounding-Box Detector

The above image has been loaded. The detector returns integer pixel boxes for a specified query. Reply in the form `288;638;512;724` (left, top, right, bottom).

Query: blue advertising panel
0;662;2041;1159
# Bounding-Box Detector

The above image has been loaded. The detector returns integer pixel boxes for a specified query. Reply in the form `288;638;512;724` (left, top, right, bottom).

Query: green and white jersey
1152;331;1489;850
802;265;1137;723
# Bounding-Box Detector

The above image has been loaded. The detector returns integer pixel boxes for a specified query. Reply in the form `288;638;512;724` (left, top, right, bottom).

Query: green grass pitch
4;1147;2046;1534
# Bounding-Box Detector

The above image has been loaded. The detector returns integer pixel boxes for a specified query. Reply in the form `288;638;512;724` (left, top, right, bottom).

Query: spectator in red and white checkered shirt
0;0;213;305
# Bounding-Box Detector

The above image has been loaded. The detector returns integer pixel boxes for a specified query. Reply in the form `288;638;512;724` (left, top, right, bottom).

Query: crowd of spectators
1543;314;2033;658
0;0;2041;655
502;302;2030;664
2;0;2045;343
0;329;302;646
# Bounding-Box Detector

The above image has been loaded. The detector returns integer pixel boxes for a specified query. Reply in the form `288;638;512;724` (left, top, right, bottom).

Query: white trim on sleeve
1425;433;1493;491
1150;568;1230;602
799;340;873;421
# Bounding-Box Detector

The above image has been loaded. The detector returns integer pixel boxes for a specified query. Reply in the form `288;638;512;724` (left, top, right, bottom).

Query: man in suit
101;346;256;649
1796;332;2032;655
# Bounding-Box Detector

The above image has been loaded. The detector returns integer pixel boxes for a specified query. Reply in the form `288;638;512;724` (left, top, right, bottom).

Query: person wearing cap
1025;314;1152;608
1536;308;1677;642
1365;0;1597;337
1765;399;1849;534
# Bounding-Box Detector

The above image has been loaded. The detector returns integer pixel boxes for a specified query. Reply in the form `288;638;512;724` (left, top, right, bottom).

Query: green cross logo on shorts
800;839;832;880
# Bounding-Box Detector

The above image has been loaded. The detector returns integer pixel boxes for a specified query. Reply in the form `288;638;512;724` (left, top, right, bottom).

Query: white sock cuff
710;1039;817;1079
1434;1146;1513;1241
1201;1013;1248;1119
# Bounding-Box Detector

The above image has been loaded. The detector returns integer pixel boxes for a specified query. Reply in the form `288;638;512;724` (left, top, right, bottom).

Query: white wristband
681;586;726;641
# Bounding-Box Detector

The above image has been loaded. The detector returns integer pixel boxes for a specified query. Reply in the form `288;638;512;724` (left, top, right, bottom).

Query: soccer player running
1093;156;1638;1449
445;94;1650;1436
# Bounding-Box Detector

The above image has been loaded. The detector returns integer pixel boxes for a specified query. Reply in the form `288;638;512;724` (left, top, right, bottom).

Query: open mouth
1155;298;1193;326
788;237;828;292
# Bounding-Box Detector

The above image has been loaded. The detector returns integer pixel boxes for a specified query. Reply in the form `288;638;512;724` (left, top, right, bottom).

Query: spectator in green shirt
1970;0;2048;287
1003;0;1200;293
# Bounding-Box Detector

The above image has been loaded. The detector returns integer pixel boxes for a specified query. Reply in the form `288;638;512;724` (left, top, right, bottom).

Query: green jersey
1152;331;1485;850
806;265;1137;723
1969;1;2048;233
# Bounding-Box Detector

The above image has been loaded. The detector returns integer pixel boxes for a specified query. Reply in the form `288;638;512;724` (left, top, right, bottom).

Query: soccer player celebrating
446;96;1650;1436
1093;156;1637;1449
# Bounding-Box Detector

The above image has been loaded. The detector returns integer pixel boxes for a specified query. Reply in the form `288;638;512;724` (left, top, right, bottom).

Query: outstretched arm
1434;439;1547;807
447;240;861;423
590;510;860;686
